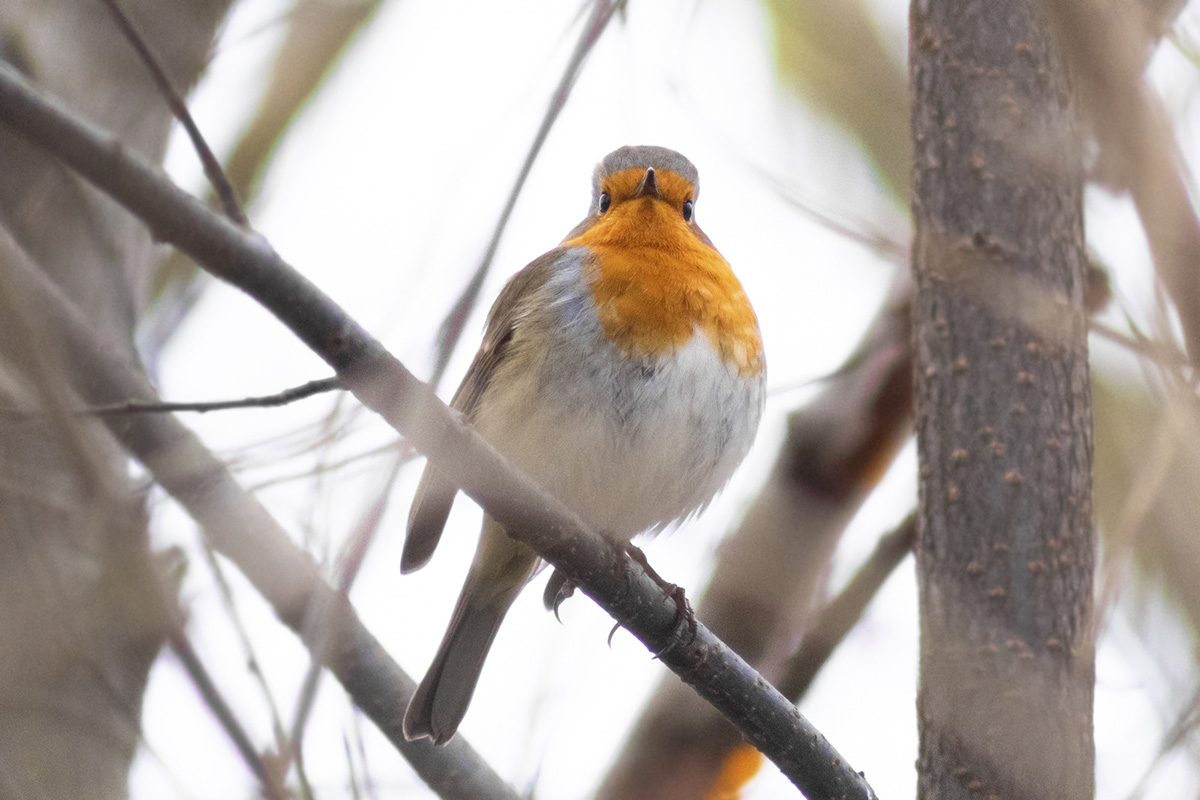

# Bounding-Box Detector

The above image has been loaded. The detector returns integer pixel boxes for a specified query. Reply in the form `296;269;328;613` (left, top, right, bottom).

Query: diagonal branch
286;454;406;776
778;512;916;702
0;216;518;800
169;631;287;800
0;61;876;800
97;0;247;225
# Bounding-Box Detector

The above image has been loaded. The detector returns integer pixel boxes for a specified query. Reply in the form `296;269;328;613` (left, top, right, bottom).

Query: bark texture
910;0;1095;798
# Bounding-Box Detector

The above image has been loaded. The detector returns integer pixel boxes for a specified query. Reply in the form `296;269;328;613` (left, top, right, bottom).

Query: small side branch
86;377;342;415
169;631;287;800
98;0;247;225
779;512;916;702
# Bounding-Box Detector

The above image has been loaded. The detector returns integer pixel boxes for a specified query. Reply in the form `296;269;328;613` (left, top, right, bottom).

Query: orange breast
563;171;764;378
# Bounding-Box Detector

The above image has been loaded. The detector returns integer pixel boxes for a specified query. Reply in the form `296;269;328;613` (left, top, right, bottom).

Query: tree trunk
0;2;228;797
909;0;1095;797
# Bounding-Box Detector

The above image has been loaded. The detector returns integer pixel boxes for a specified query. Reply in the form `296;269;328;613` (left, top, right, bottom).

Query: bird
401;145;765;745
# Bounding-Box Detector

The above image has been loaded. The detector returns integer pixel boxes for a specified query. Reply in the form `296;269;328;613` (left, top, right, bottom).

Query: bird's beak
633;167;659;199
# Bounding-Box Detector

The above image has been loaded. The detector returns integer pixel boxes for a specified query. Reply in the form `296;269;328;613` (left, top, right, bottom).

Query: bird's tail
403;519;538;744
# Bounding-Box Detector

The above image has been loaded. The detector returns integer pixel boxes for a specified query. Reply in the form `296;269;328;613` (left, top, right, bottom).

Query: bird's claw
622;542;698;655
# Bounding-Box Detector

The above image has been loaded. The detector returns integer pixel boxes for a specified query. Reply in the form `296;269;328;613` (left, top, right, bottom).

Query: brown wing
401;250;563;573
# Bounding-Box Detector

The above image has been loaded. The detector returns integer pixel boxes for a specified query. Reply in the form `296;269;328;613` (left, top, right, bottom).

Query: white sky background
126;0;1200;797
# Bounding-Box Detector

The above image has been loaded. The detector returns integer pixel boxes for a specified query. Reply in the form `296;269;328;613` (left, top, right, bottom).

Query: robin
401;145;765;744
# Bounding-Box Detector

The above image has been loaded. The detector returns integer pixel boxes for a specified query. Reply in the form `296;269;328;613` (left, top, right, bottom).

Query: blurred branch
584;11;917;789
1094;378;1200;641
224;0;381;205
244;439;410;494
698;513;915;799
766;173;908;260
98;0;246;225
285;454;405;776
778;512;916;702
430;0;624;388
1089;322;1191;370
0;203;519;800
1126;682;1200;800
0;62;877;800
142;0;382;361
1043;0;1200;365
763;0;910;203
169;631;285;800
1093;377;1200;796
197;537;293;769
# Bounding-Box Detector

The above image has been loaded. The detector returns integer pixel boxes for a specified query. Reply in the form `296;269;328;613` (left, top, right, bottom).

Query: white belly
471;256;764;540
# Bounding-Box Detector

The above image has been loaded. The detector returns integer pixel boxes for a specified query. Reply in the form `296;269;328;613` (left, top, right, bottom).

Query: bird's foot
623;542;698;653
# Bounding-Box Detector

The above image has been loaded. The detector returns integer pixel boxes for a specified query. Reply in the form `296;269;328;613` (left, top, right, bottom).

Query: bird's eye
682;200;694;222
599;192;612;213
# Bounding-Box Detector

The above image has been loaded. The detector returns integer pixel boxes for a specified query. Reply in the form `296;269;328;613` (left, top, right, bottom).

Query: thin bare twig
198;540;292;757
243;439;411;495
169;631;287;800
350;709;382;800
97;0;247;225
768;176;909;262
1090;321;1190;372
286;454;405;766
1124;682;1200;800
430;0;625;388
0;62;876;799
85;376;342;415
0;376;340;419
344;733;363;800
140;0;381;364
